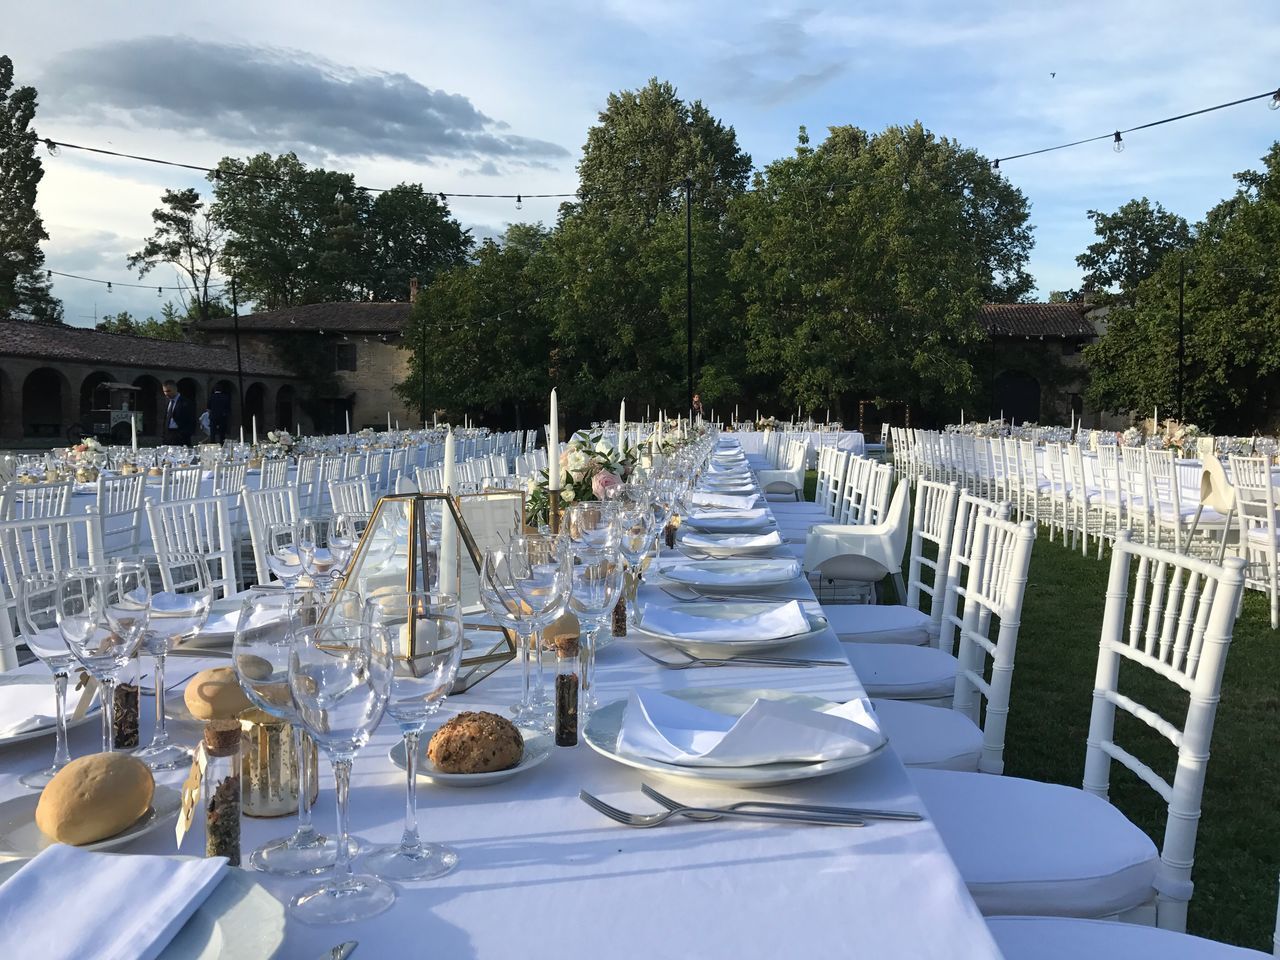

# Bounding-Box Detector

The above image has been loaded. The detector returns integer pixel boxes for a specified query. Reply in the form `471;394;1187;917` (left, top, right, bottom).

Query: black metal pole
231;275;244;427
419;318;427;425
685;177;693;411
1177;256;1185;420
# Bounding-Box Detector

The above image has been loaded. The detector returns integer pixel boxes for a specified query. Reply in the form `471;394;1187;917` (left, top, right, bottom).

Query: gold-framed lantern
339;491;525;692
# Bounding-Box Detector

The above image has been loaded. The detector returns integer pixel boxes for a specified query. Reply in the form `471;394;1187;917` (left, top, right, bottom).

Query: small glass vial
202;719;241;866
111;657;141;750
612;598;627;638
554;634;580;747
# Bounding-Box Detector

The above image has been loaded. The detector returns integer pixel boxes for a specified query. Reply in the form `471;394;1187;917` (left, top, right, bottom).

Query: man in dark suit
206;385;231;444
162;380;196;446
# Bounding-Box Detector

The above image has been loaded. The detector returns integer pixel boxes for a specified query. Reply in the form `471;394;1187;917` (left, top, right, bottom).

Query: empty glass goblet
17;573;79;787
362;591;463;880
289;621;394;924
567;544;624;716
266;522;304;587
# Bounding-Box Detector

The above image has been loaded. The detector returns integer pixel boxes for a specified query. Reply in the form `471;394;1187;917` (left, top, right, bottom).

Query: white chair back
258;457;289;489
1;480;73;520
145;494;238;598
212;461;248;496
329;478;373;516
1229;454;1279;629
904;481;960;630
242;486;301;585
160;464;203;502
95;472;147;558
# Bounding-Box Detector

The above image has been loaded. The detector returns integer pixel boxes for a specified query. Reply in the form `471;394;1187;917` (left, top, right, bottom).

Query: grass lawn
802;470;1279;949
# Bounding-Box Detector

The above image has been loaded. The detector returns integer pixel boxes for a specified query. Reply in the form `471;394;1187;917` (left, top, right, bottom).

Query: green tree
732;123;1033;417
361;184;471;301
127;188;225;323
1076;198;1191;304
95;303;187;340
1085;145;1280;432
0;55;61;323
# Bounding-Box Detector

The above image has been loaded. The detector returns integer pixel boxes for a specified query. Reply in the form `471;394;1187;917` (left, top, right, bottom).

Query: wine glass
267;522;304;587
135;555;212;770
233;588;362;875
362;591;463;880
329;512;369;582
567;544;624;716
288;620;394;924
480;546;539;726
56;562;150;751
299;517;343;592
16;573;79;787
565;501;619;550
615;495;656;628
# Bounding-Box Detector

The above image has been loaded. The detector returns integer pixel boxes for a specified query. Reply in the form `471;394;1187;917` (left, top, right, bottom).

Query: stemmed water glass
16;573;79;787
362;591;463;880
565;501;619;550
233;588;362;875
615;494;656;628
267;522;304;587
567;544;624;716
135;555;212;770
289;620;394;924
56;562;150;751
299;517;345;592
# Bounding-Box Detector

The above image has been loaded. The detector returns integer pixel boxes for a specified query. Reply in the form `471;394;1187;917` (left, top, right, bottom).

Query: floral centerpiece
1120;426;1145;447
526;431;638;526
68;437;103;462
265;429;294;450
1167;423;1201;459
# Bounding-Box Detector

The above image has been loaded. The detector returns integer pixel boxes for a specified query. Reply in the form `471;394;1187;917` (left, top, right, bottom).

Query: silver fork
639;783;924;822
637;648;845;670
578;790;865;828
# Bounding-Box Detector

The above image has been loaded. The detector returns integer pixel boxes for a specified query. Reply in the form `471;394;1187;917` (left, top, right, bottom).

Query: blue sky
7;0;1279;326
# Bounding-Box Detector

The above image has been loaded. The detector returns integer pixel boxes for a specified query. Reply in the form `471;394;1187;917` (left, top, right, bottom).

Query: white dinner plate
656;558;801;592
187;595;288;645
0;859;286;960
0;674;101;747
583;688;887;787
682;513;775;534
635;602;828;658
389;724;552;786
676;531;782;558
0;786;182;860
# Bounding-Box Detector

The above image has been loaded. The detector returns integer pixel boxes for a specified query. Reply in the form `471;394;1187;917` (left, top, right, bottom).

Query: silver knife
321;942;357;960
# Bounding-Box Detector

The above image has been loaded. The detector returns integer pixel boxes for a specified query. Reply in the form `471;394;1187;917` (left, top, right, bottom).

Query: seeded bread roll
185;666;253;721
36;753;155;845
428;711;524;774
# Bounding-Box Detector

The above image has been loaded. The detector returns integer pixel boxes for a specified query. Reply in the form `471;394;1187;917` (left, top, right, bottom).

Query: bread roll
428;711;524;774
185;666;253;720
36;753;155;845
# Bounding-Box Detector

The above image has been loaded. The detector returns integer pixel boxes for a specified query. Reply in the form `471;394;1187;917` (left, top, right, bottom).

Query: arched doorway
79;371;115;422
244;382;266;434
993;370;1041;425
275;385;296;432
23;368;67;438
132;375;163;437
177;377;201;415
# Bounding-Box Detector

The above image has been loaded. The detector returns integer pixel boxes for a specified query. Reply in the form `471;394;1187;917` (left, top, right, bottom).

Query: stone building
193;302;415;434
0;318;295;444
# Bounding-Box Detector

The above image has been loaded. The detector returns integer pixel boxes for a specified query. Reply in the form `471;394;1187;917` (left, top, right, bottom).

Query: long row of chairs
749;432;1273;953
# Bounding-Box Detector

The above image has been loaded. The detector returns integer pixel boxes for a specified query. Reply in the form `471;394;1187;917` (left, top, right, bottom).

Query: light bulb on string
1112;131;1124;153
106;282;112;293
515;194;523;210
1271;90;1280;110
992;158;1000;169
157;286;162;298
825;186;835;200
42;139;60;156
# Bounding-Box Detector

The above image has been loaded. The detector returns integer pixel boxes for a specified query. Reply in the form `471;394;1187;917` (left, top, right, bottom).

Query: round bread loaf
428;711;524;774
147;466;163;477
36;752;155;845
185;666;253;720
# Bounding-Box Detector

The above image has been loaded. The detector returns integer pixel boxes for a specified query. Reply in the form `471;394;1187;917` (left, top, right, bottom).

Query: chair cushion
770;502;829;516
845;644;956;699
871;698;981;771
988;916;1269;959
821;604;931;645
910;769;1159;918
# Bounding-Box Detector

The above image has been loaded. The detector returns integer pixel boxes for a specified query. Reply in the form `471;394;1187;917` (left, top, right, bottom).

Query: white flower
566;448;589;473
526;477;538;495
560;486;576;503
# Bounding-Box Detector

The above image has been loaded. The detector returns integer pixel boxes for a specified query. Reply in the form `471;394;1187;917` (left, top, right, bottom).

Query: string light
1271;89;1280;110
43;269;228;293
1112;131;1124;153
515;193;523;210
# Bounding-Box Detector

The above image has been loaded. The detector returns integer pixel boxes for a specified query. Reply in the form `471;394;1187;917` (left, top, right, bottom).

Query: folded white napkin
618;689;884;767
681;530;783;551
200;603;285;637
691;491;758;510
0;682;57;738
702;477;755;491
659;557;800;585
640;599;808;643
0;845;228;960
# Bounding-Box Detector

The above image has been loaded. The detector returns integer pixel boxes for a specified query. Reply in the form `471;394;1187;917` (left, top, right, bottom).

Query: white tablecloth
736;431;867;465
0;444;999;959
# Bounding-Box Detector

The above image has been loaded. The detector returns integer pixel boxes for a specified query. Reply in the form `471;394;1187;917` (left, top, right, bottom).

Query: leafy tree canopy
1076;197;1191;304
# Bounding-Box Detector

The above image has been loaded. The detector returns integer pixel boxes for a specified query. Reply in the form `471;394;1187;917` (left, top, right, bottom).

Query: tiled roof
194;302;411;334
0;320;292;376
978;303;1096;339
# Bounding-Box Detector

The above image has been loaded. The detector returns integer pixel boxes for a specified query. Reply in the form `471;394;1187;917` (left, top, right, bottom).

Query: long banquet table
0;440;1000;959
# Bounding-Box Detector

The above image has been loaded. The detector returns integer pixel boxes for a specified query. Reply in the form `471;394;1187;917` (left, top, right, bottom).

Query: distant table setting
0;432;1000;959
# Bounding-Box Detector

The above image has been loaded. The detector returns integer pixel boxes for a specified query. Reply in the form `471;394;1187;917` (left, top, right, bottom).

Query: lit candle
130;413;138;453
548;389;560;491
618;398;625;452
252;415;257;447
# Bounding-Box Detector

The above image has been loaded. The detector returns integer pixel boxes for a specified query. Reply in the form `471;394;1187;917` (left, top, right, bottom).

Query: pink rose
591;470;622;499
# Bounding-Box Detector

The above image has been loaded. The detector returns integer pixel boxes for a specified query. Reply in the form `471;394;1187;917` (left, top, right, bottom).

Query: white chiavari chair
1066;444;1103;556
145;494;238;598
258;457;289;489
0;479;73;520
388;448;408;488
365;449;392;498
212;460;248;496
1120;445;1153;544
872;511;1035;773
0;455;14;487
1230;454;1279;629
1042;444;1071;544
160;464;203;502
1017;439;1047;525
757;439;807;501
328;478;373;516
862;463;895;525
818;481;958;645
0;513;105;670
912;535;1247;929
94;472;147;559
805;478;911;603
1094;444;1127;557
416;466;443;493
243;486;301;586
